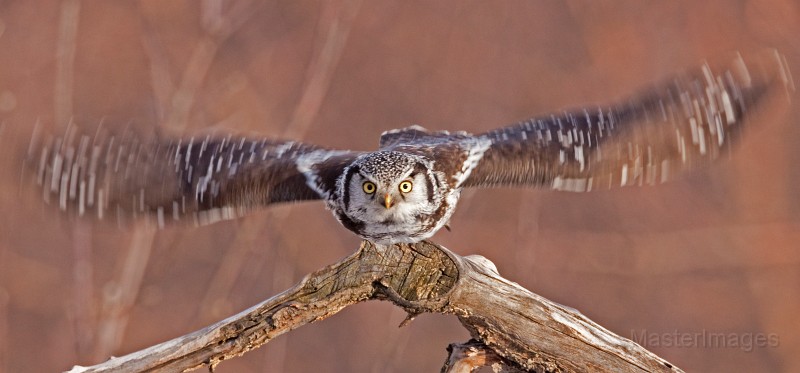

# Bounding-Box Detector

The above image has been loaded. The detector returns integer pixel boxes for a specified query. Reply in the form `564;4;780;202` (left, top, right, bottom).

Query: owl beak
383;193;394;209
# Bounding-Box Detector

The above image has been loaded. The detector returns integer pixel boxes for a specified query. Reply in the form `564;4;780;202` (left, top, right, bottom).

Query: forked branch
67;241;682;373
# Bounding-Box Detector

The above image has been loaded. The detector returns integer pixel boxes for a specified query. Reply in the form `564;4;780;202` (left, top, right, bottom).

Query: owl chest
328;186;459;244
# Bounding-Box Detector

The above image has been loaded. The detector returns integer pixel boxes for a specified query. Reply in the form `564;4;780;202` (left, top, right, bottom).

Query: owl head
336;151;449;244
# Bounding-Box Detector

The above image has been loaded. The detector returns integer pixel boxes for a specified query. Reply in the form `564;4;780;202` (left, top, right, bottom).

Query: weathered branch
66;241;682;373
442;340;525;373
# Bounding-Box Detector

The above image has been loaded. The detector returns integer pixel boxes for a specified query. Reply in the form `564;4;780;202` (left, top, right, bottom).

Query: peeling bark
66;241;682;373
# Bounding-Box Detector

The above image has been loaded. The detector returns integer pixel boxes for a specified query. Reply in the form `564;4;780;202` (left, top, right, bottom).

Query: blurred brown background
0;1;798;372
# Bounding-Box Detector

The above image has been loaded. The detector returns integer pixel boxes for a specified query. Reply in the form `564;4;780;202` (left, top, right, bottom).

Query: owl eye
362;181;376;194
398;180;413;193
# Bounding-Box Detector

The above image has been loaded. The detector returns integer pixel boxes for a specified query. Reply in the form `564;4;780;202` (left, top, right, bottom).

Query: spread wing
32;129;360;226
462;50;793;191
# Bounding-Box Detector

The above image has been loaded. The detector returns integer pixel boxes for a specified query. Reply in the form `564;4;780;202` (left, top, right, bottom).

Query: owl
31;51;791;244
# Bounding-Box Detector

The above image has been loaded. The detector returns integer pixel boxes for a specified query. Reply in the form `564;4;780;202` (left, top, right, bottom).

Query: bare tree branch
66;240;682;373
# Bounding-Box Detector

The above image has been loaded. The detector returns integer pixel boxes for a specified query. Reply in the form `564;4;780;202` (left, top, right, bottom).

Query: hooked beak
383;193;394;209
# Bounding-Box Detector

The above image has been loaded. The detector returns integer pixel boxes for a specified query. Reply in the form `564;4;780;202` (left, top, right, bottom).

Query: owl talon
444;224;451;232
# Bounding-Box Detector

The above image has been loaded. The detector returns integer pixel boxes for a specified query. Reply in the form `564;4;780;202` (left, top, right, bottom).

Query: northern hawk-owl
30;51;791;244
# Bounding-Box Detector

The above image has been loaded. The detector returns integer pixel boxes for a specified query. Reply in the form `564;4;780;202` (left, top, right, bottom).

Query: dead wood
442;339;525;373
66;241;682;373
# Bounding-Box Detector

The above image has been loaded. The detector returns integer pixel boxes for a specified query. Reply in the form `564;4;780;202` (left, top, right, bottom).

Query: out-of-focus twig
161;0;256;131
124;0;251;341
192;3;364;366
284;0;363;139
193;7;362;368
90;0;261;361
197;0;363;325
54;0;97;362
93;227;155;360
139;26;175;122
0;287;8;373
71;221;95;360
54;0;80;125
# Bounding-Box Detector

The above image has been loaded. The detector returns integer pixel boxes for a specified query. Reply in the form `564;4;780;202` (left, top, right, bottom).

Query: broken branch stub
67;241;681;373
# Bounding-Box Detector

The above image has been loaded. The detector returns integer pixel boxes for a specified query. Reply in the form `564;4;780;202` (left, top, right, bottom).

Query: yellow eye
398;180;413;193
362;181;376;194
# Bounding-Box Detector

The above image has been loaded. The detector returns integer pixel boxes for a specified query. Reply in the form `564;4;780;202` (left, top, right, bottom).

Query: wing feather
462;50;792;190
33;128;360;226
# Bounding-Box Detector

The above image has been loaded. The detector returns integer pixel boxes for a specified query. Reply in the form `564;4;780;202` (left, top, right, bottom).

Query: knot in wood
362;241;458;307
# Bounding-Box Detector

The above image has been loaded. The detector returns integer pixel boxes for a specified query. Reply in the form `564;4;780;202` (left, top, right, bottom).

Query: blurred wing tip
774;51;796;95
743;49;794;95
